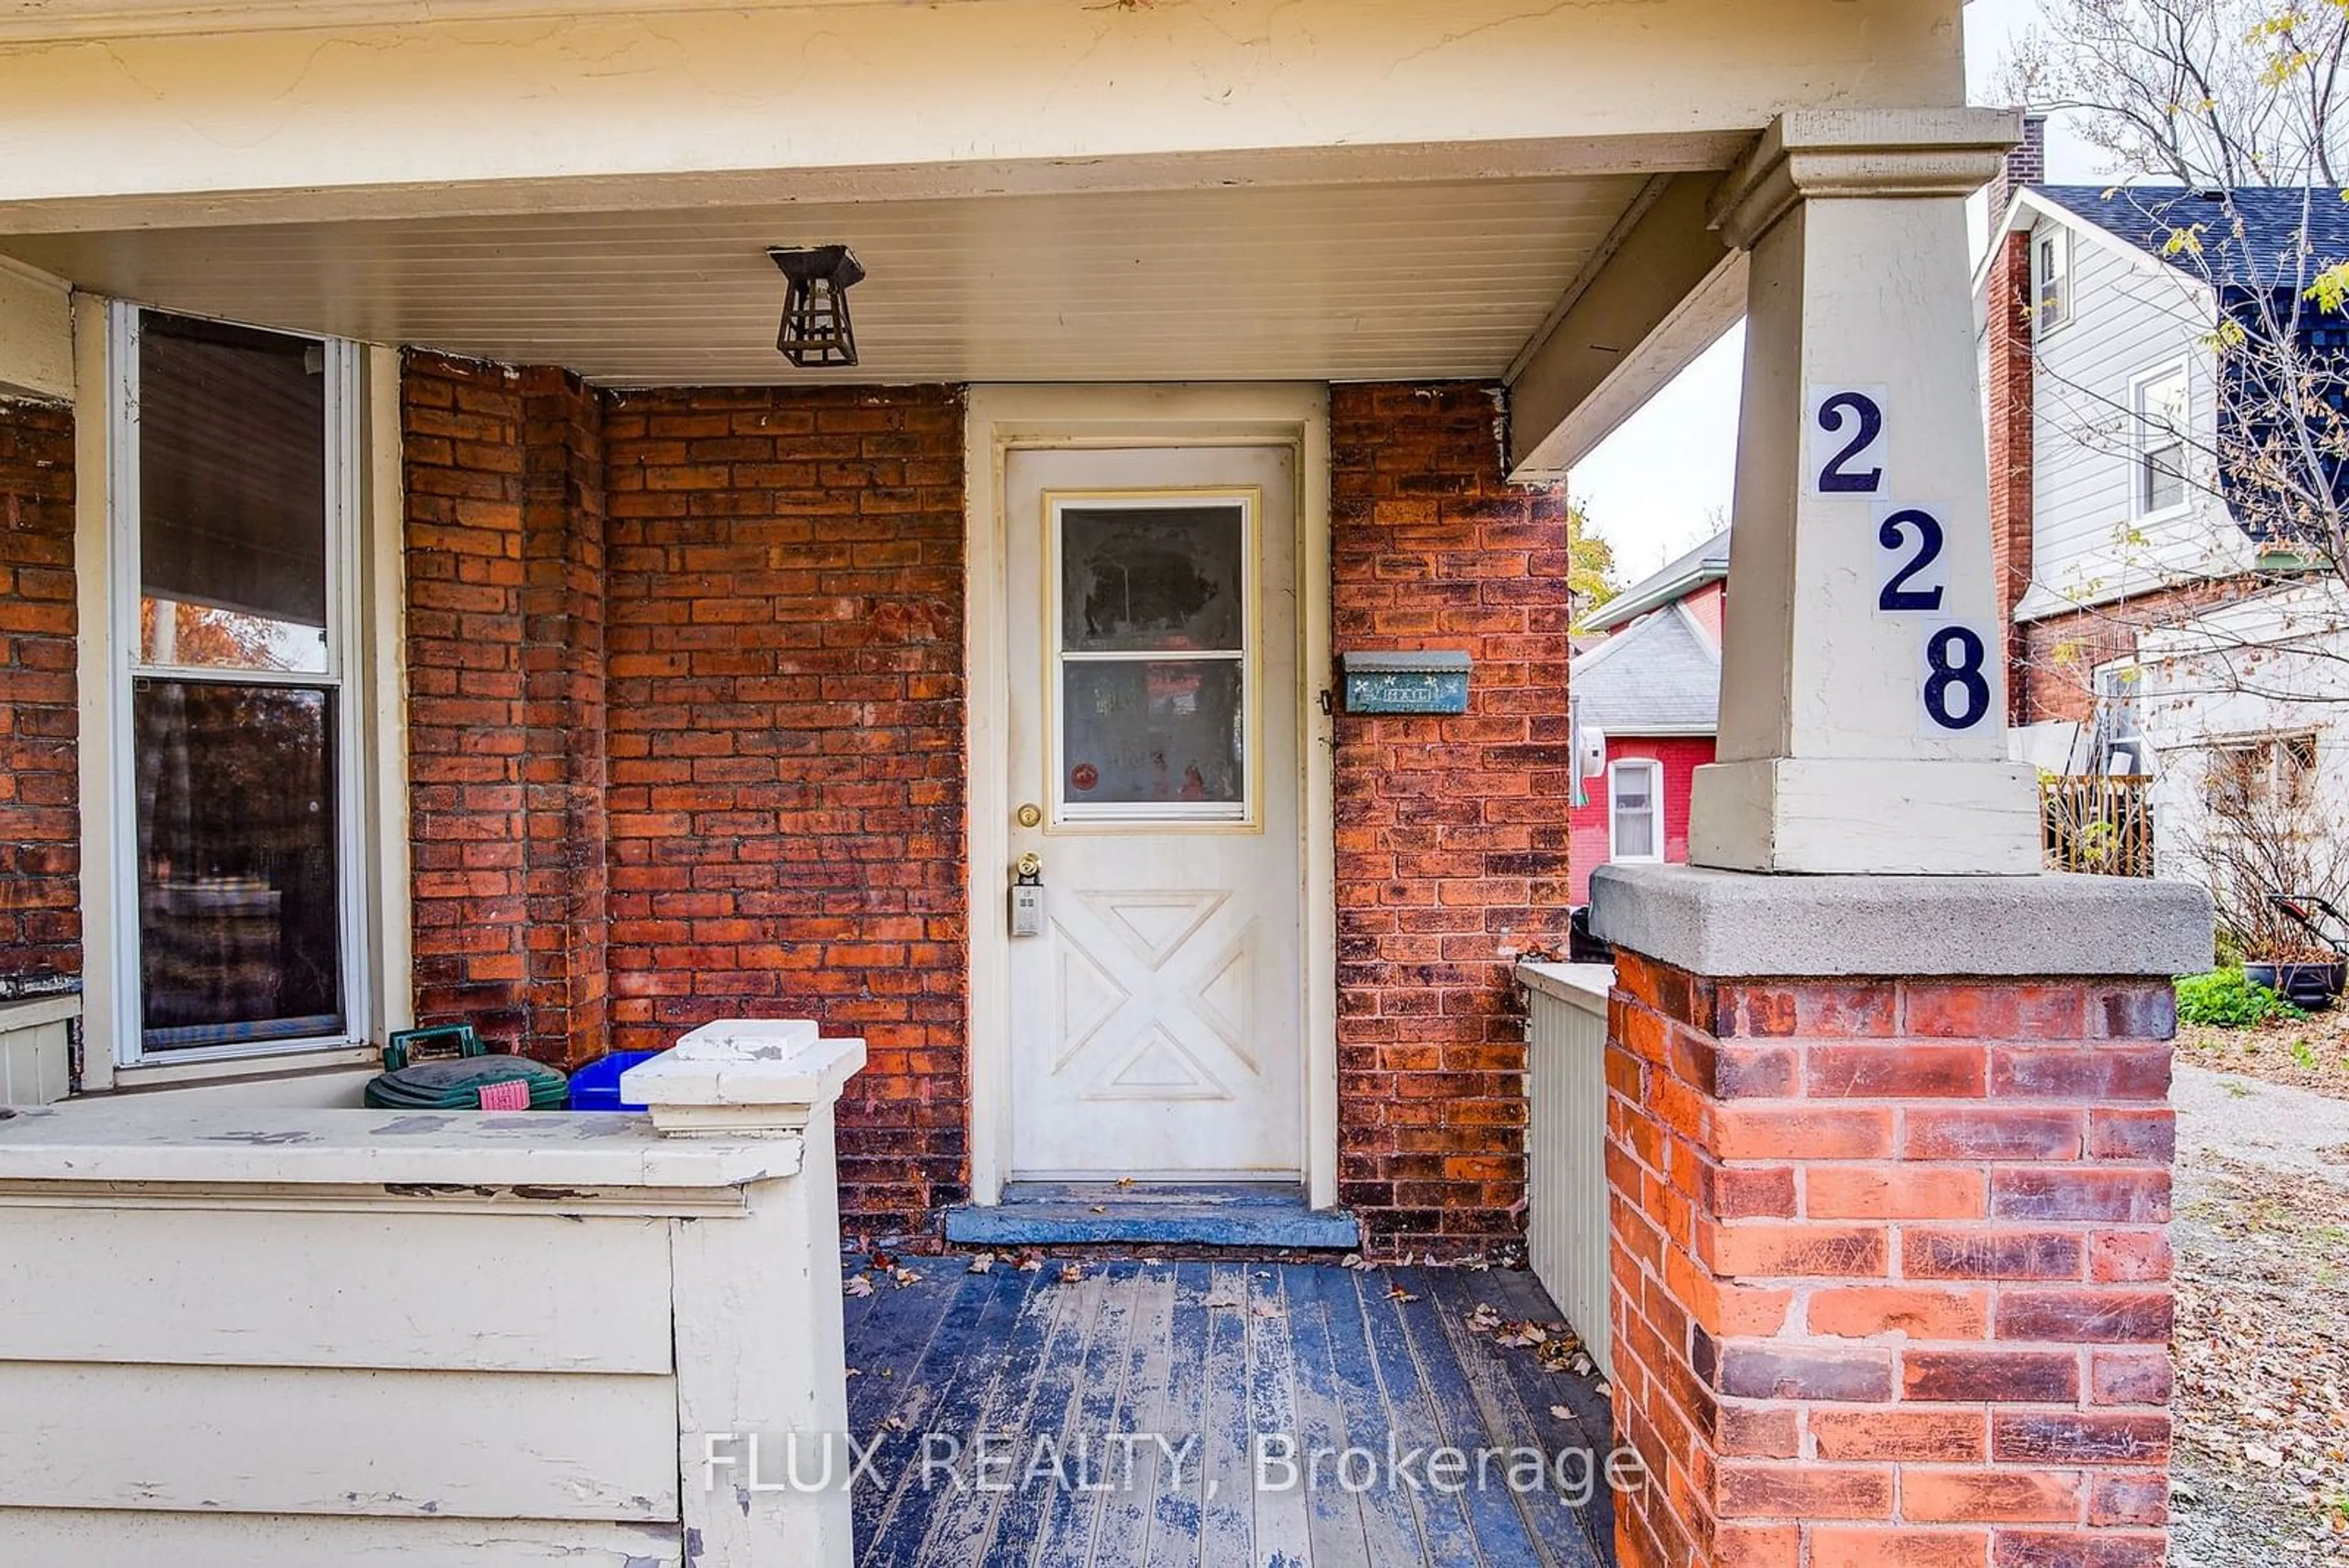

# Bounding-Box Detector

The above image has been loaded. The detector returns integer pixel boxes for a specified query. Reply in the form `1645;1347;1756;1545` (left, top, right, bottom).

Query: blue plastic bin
566;1049;662;1112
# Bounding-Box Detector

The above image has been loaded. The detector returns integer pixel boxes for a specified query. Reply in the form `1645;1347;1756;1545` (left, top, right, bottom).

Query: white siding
1520;962;1613;1380
2019;214;2254;619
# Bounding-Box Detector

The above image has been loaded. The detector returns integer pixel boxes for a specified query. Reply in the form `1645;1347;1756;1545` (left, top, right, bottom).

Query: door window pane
1061;505;1244;653
1062;660;1244;807
134;679;344;1050
138;314;330;674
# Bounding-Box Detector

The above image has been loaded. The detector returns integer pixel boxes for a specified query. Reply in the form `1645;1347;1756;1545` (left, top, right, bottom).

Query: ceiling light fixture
768;245;866;369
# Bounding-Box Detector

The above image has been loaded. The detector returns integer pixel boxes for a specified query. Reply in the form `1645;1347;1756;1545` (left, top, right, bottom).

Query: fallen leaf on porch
883;1414;910;1433
968;1252;996;1273
1014;1249;1045;1273
846;1367;861;1378
1088;1205;1107;1214
1116;1176;1136;1188
1494;1321;1549;1348
844;1276;875;1298
1340;1253;1373;1271
1465;1303;1504;1334
1203;1284;1247;1310
1386;1284;1419;1304
1465;1259;1492;1272
1594;1381;1612;1399
1058;1262;1086;1283
870;1250;898;1273
1549;1405;1572;1420
1251;1301;1287;1320
891;1266;924;1286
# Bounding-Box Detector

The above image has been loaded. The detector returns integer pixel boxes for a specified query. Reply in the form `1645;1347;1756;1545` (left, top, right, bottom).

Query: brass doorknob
1015;803;1044;828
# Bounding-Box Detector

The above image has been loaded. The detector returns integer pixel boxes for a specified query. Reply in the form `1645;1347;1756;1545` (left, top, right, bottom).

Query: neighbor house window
1607;759;1663;863
2132;361;2191;517
109;307;365;1063
2205;731;2318;814
2034;227;2071;333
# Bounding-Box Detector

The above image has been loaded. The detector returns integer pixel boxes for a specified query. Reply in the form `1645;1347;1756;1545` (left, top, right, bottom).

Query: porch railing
1518;960;1614;1380
0;1020;864;1568
2040;773;2156;877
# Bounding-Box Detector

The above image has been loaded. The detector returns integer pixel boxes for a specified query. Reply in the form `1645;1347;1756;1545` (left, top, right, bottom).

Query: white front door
1003;446;1303;1181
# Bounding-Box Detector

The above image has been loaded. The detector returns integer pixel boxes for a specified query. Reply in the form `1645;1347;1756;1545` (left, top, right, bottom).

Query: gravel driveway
2170;1064;2349;1565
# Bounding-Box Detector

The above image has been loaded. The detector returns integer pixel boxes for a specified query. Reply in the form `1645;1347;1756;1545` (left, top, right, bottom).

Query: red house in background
1567;529;1727;904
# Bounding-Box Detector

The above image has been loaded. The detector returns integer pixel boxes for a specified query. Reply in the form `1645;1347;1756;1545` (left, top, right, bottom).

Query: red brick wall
1568;734;1714;904
602;386;967;1231
1606;951;2176;1568
1987;229;2035;725
2013;578;2249;727
1331;382;1575;1260
519;371;610;1066
403;352;609;1062
0;398;79;989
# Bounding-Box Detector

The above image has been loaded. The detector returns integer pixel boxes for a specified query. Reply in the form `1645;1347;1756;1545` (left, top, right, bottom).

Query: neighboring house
1567;529;1726;901
1977;118;2349;880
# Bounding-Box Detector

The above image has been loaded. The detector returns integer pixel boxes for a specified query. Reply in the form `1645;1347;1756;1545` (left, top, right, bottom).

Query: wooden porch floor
843;1258;1617;1568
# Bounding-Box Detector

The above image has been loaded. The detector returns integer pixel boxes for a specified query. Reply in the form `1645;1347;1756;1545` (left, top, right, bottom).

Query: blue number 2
1877;508;1946;612
1816;392;1884;493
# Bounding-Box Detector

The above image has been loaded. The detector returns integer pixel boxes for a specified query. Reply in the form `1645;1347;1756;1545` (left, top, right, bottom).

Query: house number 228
1808;385;1993;733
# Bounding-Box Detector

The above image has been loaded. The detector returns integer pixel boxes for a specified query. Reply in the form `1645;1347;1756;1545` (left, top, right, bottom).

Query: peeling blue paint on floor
941;1183;1362;1250
843;1258;1616;1567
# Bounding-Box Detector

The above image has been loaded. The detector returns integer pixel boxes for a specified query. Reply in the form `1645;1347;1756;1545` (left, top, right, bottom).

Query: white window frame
2129;357;2193;524
103;302;371;1069
1606;757;1664;864
2033;225;2072;335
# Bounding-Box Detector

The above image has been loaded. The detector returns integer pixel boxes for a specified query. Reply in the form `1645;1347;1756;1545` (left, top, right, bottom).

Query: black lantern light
767;245;866;368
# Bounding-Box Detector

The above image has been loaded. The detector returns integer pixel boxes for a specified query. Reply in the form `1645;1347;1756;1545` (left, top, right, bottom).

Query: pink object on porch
476;1078;532;1111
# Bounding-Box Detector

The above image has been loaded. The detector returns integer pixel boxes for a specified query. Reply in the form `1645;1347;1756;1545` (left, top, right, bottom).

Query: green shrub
2175;967;2304;1028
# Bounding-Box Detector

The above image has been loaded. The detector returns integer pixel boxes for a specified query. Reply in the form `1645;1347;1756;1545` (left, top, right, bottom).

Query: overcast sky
1569;0;2109;582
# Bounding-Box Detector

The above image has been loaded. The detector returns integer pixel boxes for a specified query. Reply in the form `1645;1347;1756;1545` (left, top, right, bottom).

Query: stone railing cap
621;1022;865;1135
1589;864;2214;979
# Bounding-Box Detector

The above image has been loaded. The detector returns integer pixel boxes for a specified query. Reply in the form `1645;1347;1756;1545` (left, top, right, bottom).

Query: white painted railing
1518;960;1614;1380
0;1019;863;1568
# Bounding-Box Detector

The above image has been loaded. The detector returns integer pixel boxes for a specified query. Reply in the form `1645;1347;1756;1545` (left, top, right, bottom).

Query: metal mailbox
1340;649;1472;715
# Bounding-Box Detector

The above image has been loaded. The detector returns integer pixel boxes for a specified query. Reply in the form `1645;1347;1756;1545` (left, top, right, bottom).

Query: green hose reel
363;1024;570;1112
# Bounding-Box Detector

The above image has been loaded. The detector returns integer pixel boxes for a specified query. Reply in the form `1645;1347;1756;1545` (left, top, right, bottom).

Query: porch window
2132;361;2191;518
111;307;365;1062
1607;759;1663;863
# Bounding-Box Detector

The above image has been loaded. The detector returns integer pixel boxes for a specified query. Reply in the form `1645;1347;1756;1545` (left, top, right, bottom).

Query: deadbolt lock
1015;803;1044;829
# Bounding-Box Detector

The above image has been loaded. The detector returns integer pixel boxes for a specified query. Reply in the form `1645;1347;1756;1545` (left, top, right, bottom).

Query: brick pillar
518;366;609;1066
1987;229;2036;727
0;397;78;988
1594;871;2205;1568
1329;381;1575;1261
404;351;608;1062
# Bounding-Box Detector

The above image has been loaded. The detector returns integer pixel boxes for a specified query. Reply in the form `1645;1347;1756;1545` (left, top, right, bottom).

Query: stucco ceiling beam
1504;168;1743;482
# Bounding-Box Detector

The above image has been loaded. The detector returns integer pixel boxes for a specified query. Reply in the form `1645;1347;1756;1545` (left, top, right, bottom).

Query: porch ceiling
1;174;1653;386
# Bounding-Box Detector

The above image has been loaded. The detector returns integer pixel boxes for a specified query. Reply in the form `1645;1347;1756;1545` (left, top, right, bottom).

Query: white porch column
1691;108;2042;875
626;1021;865;1568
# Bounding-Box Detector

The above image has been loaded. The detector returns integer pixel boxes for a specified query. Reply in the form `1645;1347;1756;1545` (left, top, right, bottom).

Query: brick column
1593;869;2207;1568
1986;227;2035;726
0;397;78;988
1329;382;1575;1260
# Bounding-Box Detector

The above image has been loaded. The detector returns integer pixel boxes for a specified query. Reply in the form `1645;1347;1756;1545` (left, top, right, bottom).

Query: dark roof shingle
2032;184;2349;290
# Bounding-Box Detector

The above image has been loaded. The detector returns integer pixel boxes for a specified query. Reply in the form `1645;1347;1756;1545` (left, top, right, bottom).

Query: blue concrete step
943;1181;1360;1250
